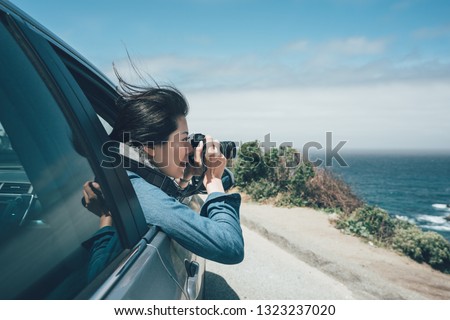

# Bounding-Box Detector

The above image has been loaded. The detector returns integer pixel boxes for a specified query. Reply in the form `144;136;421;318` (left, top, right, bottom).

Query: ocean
327;151;450;243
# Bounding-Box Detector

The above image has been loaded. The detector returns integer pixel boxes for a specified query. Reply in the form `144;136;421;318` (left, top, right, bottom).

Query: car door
0;1;204;300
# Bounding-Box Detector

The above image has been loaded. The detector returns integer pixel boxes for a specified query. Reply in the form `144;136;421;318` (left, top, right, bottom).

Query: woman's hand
180;135;226;193
83;181;112;227
202;135;226;193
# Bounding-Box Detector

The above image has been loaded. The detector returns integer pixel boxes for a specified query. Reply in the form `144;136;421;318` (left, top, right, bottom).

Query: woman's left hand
181;140;205;182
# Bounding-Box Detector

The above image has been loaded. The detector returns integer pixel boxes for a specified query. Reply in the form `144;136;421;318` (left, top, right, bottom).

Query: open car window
51;44;119;135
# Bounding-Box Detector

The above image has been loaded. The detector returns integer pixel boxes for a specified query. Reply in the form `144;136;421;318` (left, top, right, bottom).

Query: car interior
0;131;37;240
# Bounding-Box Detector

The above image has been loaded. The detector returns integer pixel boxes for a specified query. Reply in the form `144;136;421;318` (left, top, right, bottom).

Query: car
0;0;205;299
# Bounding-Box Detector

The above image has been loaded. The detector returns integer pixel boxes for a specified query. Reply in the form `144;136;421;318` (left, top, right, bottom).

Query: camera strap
125;158;181;198
118;143;204;201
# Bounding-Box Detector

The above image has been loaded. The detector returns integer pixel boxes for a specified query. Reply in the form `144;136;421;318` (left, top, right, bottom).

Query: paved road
204;225;355;300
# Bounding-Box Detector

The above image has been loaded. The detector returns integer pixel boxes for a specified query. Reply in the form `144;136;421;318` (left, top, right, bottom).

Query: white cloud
413;25;450;39
277;36;395;80
281;36;389;65
109;36;393;89
108;54;291;90
283;40;309;53
322;37;389;56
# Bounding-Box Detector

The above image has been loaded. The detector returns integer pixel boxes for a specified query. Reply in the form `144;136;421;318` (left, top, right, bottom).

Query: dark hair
110;73;189;146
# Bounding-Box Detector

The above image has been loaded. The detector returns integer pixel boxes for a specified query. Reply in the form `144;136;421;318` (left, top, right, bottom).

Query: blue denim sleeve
129;173;244;264
82;226;122;282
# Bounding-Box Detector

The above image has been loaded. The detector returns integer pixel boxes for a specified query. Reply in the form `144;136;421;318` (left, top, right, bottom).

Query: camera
188;133;237;161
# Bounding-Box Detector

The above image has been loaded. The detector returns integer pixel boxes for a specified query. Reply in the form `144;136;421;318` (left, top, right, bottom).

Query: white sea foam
432;204;450;211
422;225;450;232
395;215;415;224
416;215;447;224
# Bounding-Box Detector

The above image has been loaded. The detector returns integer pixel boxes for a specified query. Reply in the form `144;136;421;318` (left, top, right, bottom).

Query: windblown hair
110;70;189;146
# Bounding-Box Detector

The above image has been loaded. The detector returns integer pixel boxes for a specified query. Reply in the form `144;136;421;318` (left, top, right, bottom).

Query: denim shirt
128;171;245;264
83;226;122;283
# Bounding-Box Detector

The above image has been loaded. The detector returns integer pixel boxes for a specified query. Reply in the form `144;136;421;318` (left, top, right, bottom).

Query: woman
83;79;244;266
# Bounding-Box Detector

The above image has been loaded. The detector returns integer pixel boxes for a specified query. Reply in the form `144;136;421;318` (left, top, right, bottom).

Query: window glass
52;46;118;135
0;18;121;299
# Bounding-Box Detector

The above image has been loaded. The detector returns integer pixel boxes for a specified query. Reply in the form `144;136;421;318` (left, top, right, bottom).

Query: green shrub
262;147;280;181
393;227;450;273
244;180;281;202
266;161;315;207
336;205;396;242
336;205;450;273
233;141;266;188
288;161;315;198
336;205;396;243
392;227;425;262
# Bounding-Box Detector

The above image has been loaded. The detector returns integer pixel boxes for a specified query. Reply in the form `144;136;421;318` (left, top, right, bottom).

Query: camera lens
220;141;237;159
189;133;237;160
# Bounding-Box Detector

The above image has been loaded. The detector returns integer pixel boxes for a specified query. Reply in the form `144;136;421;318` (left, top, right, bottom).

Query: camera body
188;133;237;160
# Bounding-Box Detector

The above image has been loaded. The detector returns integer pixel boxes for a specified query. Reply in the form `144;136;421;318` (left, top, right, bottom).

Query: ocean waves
395;213;450;233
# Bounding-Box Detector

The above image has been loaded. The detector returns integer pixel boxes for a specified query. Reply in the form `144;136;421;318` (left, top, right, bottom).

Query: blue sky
9;0;450;151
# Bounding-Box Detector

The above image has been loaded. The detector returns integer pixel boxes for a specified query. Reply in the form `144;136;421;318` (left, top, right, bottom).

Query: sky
8;0;450;152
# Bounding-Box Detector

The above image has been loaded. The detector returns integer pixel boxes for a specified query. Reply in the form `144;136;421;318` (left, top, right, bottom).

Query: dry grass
305;168;363;214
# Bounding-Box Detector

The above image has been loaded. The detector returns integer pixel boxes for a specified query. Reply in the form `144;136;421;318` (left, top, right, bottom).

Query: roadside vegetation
232;141;450;274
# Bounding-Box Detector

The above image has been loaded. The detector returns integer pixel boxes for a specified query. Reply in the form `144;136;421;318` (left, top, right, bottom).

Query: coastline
237;201;450;299
328;152;450;243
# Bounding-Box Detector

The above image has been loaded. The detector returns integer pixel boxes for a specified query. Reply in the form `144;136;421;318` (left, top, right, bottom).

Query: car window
52;45;118;135
0;17;122;299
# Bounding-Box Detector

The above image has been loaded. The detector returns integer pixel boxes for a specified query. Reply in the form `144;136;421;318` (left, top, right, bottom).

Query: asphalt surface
205;224;355;299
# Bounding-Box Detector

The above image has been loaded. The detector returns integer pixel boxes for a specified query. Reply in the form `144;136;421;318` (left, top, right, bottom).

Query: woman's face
146;116;193;179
